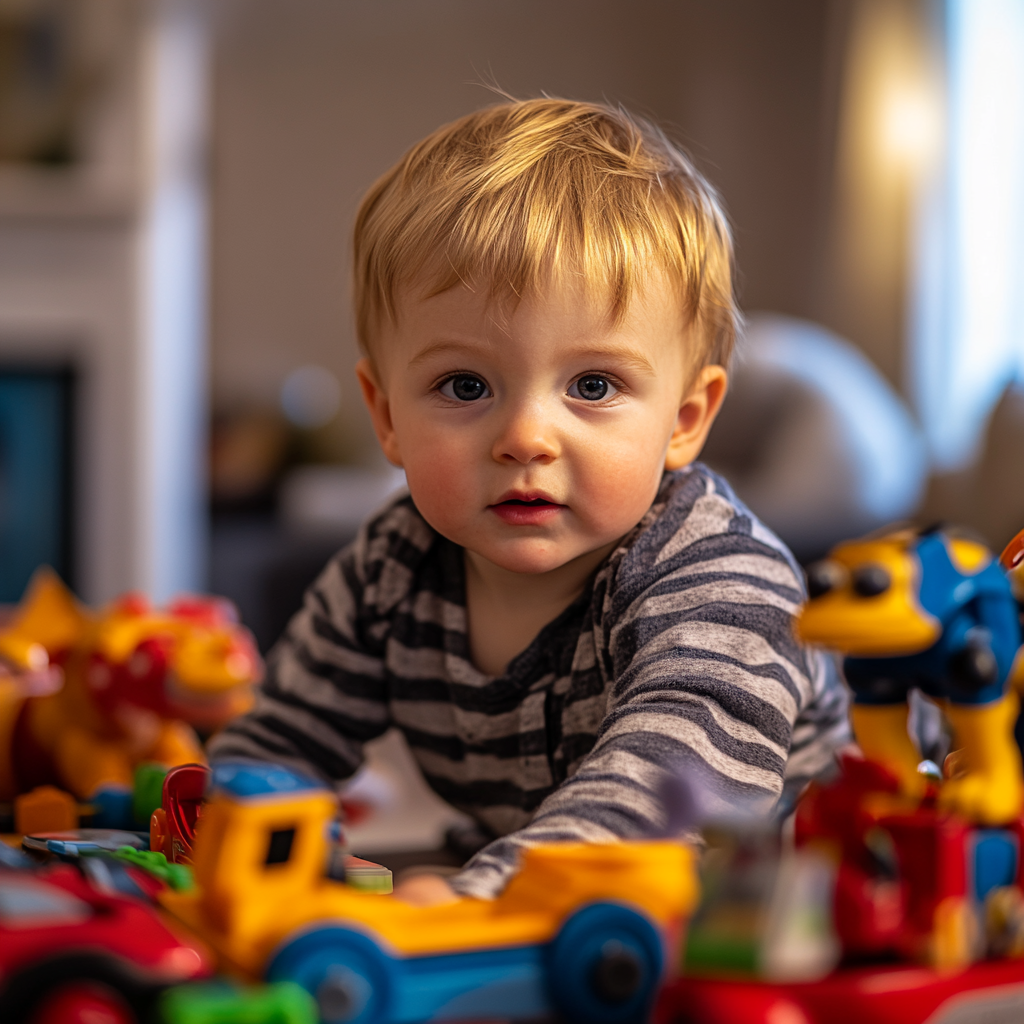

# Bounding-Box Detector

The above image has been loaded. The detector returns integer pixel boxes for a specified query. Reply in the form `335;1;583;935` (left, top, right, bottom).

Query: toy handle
1000;528;1024;572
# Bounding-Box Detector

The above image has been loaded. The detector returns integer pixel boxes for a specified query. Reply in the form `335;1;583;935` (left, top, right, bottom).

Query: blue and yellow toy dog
796;525;1024;825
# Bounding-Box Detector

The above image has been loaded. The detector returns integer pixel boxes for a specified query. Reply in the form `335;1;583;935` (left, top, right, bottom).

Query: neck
462;540;621;675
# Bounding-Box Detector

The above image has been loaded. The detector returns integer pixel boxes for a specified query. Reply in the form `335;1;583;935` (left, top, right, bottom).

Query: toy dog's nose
851;563;891;597
806;560;844;598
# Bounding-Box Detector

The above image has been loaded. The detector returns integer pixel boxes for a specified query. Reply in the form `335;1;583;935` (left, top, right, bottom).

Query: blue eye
440;374;491;401
569;375;617;401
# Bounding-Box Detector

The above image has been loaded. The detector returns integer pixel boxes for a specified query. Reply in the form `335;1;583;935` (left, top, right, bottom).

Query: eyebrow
407;340;657;375
569;346;656;374
406;340;480;369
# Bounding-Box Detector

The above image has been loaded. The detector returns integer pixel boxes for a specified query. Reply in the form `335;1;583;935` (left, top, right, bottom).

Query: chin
481;545;575;575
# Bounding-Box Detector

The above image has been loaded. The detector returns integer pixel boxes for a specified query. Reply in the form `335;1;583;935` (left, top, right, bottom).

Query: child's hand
391;872;459;906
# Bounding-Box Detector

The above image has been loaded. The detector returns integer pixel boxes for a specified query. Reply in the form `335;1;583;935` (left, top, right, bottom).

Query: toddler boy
210;98;848;903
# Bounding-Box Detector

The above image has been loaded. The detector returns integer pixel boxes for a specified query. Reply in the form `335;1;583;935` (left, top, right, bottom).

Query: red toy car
0;863;212;1023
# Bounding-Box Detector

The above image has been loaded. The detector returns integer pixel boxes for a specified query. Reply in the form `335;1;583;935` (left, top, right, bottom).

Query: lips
489;491;565;526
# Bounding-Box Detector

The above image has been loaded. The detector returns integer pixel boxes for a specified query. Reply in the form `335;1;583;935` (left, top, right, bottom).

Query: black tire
546;902;663;1024
0;952;162;1024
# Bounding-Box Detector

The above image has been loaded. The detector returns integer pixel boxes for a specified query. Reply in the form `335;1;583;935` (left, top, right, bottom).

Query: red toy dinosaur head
0;571;261;733
78;592;260;731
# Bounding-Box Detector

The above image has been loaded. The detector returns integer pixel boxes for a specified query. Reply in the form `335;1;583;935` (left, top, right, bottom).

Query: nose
492;398;560;465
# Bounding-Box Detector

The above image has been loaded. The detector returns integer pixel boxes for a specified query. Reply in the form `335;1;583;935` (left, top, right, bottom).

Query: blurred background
0;0;1022;643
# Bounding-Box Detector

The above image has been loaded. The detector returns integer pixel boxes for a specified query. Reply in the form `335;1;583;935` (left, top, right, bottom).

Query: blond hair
353;98;739;371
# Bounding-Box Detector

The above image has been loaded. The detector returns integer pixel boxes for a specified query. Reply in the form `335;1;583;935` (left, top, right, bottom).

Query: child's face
358;276;726;576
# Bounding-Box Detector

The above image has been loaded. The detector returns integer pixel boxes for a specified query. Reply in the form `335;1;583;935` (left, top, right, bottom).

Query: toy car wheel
28;981;135;1024
546;901;663;1024
0;953;155;1024
267;926;397;1024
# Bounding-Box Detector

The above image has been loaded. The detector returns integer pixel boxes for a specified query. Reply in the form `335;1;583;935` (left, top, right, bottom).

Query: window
911;0;1024;469
265;827;296;866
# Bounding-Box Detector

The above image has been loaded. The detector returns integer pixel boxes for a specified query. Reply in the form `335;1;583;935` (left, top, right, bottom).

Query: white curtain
911;0;1024;470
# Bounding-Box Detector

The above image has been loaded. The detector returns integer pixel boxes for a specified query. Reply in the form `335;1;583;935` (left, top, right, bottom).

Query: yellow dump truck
160;762;698;1024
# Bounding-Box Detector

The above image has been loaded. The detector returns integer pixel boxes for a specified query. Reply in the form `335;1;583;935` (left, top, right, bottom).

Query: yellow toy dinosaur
0;569;260;824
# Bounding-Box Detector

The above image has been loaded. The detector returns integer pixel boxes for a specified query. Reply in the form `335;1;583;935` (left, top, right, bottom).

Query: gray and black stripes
209;464;849;898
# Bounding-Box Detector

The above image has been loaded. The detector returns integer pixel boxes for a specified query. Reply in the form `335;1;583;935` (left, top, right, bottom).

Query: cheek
573;416;671;519
392;417;480;533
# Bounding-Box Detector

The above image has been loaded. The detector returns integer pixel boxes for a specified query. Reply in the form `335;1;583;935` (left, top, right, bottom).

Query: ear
355;358;404;467
664;364;728;471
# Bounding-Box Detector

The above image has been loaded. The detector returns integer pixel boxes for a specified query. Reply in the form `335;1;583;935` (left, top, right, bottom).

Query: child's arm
448;502;849;900
207;524;393;780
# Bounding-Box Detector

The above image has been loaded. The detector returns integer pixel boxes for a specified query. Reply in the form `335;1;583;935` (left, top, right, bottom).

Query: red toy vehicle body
0;863;212;1023
793;753;1024;968
663;753;1024;1023
659;959;1024;1024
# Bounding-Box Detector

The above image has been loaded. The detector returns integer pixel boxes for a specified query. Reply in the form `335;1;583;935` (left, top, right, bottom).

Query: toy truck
160;762;698;1024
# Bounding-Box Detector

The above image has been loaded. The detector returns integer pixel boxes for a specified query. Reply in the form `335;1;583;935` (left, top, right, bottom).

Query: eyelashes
438;374;491;401
567;375;619;401
434;372;625;403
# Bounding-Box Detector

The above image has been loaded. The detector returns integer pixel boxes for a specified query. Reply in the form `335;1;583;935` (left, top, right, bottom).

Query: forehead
381;271;686;355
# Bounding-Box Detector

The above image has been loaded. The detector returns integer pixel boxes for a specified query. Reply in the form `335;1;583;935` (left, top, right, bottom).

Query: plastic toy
100;846;195;892
14;784;77;835
0;861;212;1022
793;751;1024;969
147;762;393;897
1001;525;1024;596
151;763;208;864
22;828;149;857
159;981;318;1024
658;958;1024;1024
796;526;1024;824
0;569;262;826
339;856;395;895
135;761;174;826
658;750;1024;1023
159;762;697;1024
654;526;1024;1023
682;824;839;981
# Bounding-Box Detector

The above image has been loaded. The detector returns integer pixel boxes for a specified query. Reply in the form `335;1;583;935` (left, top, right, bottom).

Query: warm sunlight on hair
353;97;739;372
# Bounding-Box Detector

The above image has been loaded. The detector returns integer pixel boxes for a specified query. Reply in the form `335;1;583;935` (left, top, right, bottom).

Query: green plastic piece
346;871;394;894
134;761;169;827
683;931;760;974
344;861;393;894
159;981;318;1024
112;846;194;891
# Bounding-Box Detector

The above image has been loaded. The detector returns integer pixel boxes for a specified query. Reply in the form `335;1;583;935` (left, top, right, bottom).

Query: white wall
0;0;209;603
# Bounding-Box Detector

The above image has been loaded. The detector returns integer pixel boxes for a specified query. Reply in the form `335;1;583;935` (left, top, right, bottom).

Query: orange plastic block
14;784;78;835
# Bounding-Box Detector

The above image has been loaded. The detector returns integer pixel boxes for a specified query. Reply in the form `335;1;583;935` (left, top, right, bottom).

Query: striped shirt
209;464;849;898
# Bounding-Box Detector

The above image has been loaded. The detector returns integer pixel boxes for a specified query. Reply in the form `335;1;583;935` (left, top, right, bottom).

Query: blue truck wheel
546;902;663;1024
267;926;397;1024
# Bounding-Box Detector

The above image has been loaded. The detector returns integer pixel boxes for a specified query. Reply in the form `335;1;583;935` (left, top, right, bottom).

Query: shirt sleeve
206;526;393;783
450;483;849;899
